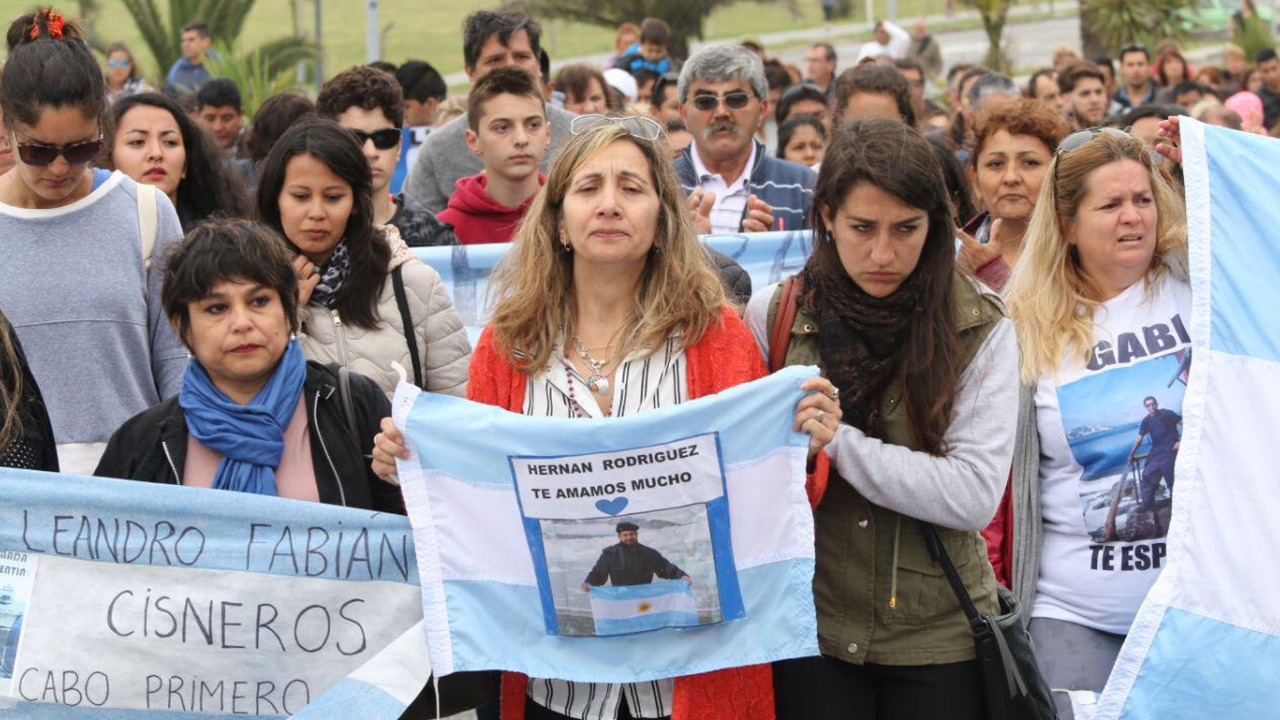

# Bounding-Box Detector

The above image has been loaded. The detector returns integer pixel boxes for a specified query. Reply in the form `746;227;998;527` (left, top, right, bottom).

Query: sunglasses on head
569;113;663;141
688;91;754;112
107;58;131;68
349;127;400;150
1051;126;1145;197
16;137;103;167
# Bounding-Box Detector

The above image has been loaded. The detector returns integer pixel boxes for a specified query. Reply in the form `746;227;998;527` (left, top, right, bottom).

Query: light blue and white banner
1094;119;1280;718
412;231;815;341
393;366;821;682
0;469;429;718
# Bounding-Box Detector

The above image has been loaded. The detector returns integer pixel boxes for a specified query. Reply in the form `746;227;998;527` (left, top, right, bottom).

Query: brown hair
1057;60;1105;94
466;66;545;132
806;118;962;453
487;123;726;373
0;311;25;453
317;64;405;127
833;63;916;127
972;97;1070;164
552;64;608;105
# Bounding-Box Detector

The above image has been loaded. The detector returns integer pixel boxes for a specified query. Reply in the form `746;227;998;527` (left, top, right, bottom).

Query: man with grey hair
674;44;816;234
963;71;1020;139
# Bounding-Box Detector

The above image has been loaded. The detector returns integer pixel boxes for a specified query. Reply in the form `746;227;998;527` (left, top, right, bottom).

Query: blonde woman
375;118;840;720
1004;127;1188;719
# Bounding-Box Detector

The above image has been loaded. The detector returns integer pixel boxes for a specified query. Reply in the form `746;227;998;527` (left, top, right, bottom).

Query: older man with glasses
673;44;816;235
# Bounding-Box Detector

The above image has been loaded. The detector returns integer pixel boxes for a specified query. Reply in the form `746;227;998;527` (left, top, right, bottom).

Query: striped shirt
690;142;757;235
524;336;686;719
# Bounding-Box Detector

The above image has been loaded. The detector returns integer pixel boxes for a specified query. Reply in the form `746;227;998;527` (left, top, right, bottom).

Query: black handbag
922;524;1058;720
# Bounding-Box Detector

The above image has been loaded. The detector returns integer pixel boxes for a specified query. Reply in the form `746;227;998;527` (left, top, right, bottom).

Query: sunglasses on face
688;91;754;112
15;137;103;167
349;127;400;150
107;58;131;68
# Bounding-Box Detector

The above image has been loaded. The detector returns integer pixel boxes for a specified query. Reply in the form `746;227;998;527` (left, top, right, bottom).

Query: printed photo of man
1129;395;1183;515
581;521;691;591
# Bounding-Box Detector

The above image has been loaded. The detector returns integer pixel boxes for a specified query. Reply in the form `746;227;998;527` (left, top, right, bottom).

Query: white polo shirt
690;142;757;235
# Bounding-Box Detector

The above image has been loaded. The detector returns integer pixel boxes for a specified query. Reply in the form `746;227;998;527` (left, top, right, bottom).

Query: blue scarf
179;339;308;496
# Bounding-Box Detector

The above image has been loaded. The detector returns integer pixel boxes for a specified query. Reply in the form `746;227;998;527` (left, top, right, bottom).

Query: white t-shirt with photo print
1032;273;1192;635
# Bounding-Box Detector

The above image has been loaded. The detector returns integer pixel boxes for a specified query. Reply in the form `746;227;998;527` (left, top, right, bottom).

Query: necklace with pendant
571;334;612;396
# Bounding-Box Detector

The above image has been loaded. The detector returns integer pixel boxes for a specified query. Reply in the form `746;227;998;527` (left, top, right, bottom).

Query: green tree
208;40;315;118
1079;0;1196;57
117;0;315;88
970;0;1013;73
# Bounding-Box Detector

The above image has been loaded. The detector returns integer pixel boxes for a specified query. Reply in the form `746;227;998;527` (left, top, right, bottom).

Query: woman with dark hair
0;308;57;471
776;114;826;168
0;9;187;474
103;41;151;104
107;92;250;231
1155;47;1191;88
958;97;1070;292
95;218;400;510
551;64;610;116
256;117;470;396
747;118;1017;719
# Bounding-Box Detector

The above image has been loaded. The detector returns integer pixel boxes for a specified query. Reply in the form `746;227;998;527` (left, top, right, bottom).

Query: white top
524;337;687;719
690;141;757;235
1032;273;1191;634
856;20;911;61
744;281;1018;530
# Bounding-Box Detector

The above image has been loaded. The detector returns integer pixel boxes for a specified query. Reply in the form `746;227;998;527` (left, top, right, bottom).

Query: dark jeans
524;695;665;720
773;655;985;720
1140;453;1176;511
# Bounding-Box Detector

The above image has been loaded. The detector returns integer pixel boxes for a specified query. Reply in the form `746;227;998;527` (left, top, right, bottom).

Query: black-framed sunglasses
349;127;401;150
15;137;103;167
688;91;754;112
569;114;663;142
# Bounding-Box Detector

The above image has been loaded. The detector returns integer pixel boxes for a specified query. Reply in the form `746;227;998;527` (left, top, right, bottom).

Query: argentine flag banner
0;469;429;719
1094;119;1280;718
393;365;821;682
588;580;699;635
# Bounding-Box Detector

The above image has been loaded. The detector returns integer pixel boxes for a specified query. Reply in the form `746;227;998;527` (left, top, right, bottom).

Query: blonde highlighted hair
487;122;727;373
1005;130;1188;384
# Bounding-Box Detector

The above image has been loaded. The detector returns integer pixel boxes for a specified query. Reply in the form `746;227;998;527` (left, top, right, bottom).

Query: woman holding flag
373;117;842;719
746;118;1018;718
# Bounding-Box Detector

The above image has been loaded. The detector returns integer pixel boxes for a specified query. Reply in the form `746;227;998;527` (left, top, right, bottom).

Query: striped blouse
523;336;686;720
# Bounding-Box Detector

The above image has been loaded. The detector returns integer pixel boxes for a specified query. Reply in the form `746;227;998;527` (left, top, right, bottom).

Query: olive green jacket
767;273;1006;665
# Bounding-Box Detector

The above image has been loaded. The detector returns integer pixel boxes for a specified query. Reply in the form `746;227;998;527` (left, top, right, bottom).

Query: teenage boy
317;65;458;247
406;11;574;215
437;67;550;245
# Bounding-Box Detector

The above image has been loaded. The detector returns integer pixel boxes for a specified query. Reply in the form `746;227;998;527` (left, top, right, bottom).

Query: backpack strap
137;182;158;270
391;265;423;388
768;275;804;373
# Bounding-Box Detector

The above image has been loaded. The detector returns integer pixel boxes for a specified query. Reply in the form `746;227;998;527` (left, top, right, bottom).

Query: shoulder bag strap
137;182;158;270
768;275;803;373
336;366;363;455
391;265;423;388
921;522;983;625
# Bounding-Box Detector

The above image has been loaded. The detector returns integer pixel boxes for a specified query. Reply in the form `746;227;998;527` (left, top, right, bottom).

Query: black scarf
310;241;350;308
802;263;927;437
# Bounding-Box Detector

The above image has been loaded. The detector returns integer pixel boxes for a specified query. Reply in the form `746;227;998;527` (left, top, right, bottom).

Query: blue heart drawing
595;497;629;516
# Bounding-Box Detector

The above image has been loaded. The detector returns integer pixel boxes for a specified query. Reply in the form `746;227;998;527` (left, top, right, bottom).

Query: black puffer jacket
94;361;402;512
707;247;753;306
0;313;58;472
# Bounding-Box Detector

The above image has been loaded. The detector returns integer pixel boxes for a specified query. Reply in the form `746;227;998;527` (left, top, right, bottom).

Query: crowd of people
0;3;1240;719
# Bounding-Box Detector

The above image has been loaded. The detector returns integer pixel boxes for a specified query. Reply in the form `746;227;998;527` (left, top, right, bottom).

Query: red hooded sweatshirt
436;172;545;245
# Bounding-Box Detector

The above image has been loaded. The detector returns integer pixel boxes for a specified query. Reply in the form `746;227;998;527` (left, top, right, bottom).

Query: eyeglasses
15;137;103;167
349;127;401;150
1051;126;1136;197
569;114;663;142
107;58;131;68
688;91;754;112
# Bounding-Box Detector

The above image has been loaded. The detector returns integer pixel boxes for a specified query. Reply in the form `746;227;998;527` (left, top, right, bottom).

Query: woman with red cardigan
375;118;840;720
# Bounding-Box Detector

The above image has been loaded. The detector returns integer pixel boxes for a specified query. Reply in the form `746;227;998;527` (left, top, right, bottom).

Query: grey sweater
0;172;188;446
404;103;577;215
